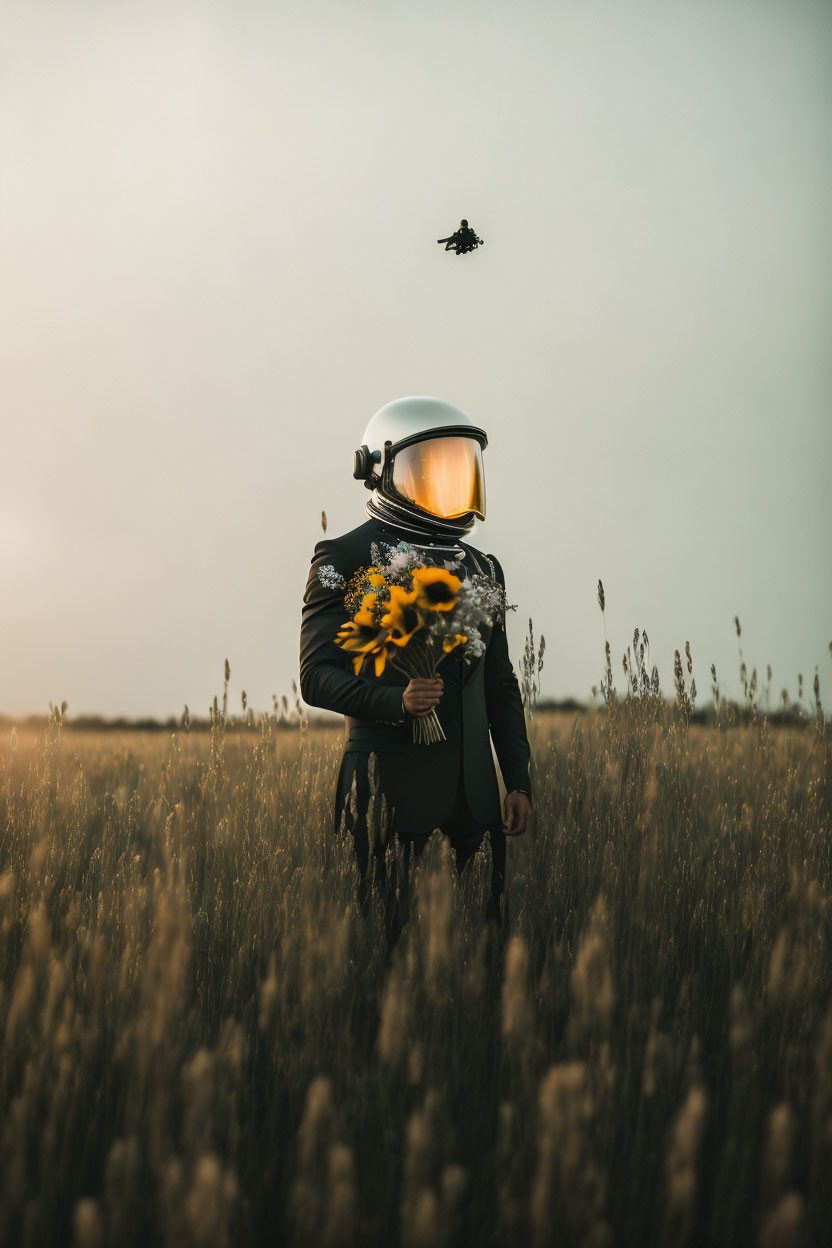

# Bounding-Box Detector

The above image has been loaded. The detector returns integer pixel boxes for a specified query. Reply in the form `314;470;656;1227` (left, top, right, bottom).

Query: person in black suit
299;396;532;920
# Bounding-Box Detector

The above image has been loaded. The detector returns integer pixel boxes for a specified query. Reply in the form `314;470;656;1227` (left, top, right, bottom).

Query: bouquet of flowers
318;540;509;744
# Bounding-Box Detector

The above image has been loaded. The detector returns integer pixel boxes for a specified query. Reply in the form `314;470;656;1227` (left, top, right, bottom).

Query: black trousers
342;761;507;927
434;770;507;904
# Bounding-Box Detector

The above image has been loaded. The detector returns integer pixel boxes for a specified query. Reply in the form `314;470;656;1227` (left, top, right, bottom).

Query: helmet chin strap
365;489;474;549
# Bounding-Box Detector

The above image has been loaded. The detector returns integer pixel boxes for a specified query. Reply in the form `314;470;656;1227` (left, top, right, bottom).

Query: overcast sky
1;0;830;719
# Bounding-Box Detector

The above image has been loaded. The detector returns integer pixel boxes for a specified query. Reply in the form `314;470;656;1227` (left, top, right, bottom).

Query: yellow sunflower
380;586;425;648
335;620;391;675
411;566;461;613
442;633;468;653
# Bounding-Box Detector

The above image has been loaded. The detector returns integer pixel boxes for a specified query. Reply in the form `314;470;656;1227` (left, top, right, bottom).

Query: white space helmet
354;396;488;539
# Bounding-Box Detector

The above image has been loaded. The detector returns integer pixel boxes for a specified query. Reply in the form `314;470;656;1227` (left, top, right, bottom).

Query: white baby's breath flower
382;541;425;582
317;564;345;590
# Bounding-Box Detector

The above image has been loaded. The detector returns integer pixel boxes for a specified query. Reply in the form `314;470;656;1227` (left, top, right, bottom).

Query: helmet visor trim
391;435;485;521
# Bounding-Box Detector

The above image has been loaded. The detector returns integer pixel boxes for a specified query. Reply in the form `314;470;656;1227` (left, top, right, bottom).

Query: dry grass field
1;694;830;1247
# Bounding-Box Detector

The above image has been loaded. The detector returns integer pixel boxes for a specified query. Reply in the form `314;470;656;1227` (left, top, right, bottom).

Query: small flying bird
437;218;484;255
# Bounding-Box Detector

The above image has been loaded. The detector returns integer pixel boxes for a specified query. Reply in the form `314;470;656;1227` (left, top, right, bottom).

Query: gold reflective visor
391;436;485;520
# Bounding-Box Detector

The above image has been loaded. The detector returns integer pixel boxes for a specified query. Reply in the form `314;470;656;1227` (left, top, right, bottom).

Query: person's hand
402;677;443;717
503;791;532;836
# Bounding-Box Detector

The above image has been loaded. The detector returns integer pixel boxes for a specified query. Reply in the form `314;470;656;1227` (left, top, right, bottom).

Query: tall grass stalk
1;669;830;1245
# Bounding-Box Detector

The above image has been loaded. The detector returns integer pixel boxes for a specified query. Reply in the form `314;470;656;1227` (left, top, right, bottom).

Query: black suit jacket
299;516;531;840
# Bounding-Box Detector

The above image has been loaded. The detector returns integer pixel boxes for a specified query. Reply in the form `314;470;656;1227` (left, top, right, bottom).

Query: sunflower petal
442;633;468;653
373;648;388;676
